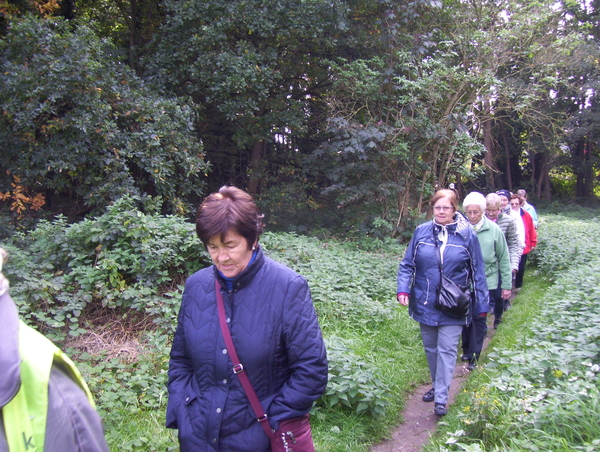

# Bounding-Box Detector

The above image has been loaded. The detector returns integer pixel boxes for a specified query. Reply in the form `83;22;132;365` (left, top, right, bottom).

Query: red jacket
521;209;537;254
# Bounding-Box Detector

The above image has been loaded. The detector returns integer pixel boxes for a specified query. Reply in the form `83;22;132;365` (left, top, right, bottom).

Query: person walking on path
516;189;538;229
485;193;522;321
510;194;537;291
397;189;488;417
461;192;512;368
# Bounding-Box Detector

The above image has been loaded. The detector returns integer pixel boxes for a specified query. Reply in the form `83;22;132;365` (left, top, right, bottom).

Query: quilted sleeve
267;275;328;428
166;290;194;429
397;228;419;294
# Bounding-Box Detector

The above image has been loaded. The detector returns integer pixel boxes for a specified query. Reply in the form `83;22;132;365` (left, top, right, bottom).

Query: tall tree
143;0;350;195
0;16;208;217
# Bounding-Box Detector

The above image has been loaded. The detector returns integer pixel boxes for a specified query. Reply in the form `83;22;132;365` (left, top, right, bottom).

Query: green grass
78;233;433;452
7;207;600;452
424;210;600;452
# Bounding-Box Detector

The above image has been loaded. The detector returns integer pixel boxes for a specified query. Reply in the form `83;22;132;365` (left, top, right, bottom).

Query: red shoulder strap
215;280;273;439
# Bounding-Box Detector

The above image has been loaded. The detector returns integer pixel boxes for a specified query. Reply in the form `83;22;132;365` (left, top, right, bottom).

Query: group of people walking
1;184;538;451
397;188;537;417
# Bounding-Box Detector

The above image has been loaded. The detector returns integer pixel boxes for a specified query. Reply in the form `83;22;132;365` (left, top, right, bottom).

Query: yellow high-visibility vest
2;321;95;452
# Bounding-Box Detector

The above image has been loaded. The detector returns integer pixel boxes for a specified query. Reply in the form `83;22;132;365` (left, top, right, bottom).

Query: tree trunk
247;140;266;195
501;126;512;191
482;99;496;188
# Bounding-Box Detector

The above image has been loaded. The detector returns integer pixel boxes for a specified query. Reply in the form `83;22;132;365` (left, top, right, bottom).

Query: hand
397;294;409;307
501;289;512;300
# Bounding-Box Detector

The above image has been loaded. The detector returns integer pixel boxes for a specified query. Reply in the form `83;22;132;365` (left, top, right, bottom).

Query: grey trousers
419;323;463;405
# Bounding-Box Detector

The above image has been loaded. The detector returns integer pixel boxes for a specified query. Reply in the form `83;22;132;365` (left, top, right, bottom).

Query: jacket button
216;408;222;413
226;317;231;323
223;379;228;384
185;397;190;403
222;349;228;354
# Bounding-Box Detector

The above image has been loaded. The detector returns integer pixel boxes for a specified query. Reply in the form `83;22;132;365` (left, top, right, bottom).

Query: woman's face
485;205;500;221
207;230;254;278
465;204;484;225
510;198;521;211
498;195;509;210
433;196;455;225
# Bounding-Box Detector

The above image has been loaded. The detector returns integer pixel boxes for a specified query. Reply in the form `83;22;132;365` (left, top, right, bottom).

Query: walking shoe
493;318;501;329
461;354;469;362
434;403;447;416
422;387;435;402
467;360;477;371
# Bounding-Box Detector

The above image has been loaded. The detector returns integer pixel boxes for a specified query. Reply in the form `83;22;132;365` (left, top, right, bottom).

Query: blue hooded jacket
397;214;489;326
166;247;328;452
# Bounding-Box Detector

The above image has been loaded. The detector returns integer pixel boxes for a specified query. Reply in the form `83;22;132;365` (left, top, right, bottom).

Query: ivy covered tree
0;16;209;218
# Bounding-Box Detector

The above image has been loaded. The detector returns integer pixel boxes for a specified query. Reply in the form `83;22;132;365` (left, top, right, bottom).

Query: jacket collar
214;245;265;292
433;211;471;238
0;293;22;408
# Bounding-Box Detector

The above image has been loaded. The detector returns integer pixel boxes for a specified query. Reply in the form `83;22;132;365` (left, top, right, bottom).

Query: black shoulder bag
433;227;471;319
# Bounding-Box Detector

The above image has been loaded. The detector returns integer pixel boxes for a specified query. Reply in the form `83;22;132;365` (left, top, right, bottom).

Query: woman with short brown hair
167;186;328;451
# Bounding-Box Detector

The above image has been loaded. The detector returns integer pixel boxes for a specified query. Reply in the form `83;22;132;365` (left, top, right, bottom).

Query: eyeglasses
433;206;453;212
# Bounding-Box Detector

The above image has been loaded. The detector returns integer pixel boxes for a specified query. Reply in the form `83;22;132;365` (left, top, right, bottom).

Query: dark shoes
434;403;447;416
493;318;501;329
422;387;435;402
461;354;469;362
467;360;477;371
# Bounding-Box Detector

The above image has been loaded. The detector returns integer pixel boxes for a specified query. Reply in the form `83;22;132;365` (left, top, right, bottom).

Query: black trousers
514;253;528;288
461;292;492;361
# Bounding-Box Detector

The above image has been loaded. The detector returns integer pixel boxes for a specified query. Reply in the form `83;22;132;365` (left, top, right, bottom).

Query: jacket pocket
177;392;206;445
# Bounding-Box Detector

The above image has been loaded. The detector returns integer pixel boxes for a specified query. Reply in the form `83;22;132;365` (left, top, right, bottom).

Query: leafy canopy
0;16;209;215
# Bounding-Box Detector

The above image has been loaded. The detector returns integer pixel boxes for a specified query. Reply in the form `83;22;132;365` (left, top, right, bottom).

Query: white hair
462;191;486;211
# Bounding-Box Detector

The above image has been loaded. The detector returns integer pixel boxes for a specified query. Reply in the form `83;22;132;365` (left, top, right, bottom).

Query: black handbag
433;228;471;319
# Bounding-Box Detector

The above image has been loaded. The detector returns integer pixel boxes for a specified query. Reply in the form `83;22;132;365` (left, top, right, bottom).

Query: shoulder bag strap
215;280;273;438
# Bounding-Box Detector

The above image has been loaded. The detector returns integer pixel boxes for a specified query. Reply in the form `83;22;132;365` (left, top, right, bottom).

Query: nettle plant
4;195;209;340
318;336;391;419
3;210;402;430
445;212;600;452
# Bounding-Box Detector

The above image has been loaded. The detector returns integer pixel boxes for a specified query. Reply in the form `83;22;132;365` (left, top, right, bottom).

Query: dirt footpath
371;328;495;452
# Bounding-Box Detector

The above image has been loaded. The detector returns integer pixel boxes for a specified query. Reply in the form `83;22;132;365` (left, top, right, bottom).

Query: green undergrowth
0;197;432;452
425;208;600;452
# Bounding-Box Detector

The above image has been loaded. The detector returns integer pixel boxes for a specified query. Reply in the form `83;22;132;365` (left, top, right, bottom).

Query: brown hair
510;193;524;206
430;189;458;212
196;186;264;249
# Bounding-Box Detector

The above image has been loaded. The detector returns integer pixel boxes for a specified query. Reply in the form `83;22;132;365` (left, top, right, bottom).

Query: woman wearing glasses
397;189;488;416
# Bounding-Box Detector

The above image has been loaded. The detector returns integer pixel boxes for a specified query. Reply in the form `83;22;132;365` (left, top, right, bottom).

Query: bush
4;195;209;340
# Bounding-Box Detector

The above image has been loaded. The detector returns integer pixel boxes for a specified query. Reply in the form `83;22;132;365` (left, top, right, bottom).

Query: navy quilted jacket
397;214;489;326
166;247;328;452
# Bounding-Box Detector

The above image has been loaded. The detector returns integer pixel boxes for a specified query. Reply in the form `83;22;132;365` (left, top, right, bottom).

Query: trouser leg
461;323;471;358
467;314;487;360
493;279;504;322
515;253;528;288
420;323;462;405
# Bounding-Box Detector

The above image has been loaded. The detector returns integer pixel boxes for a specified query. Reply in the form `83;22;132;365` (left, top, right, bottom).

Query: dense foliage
0;17;208;220
427;208;600;452
1;200;423;451
2;1;600;237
